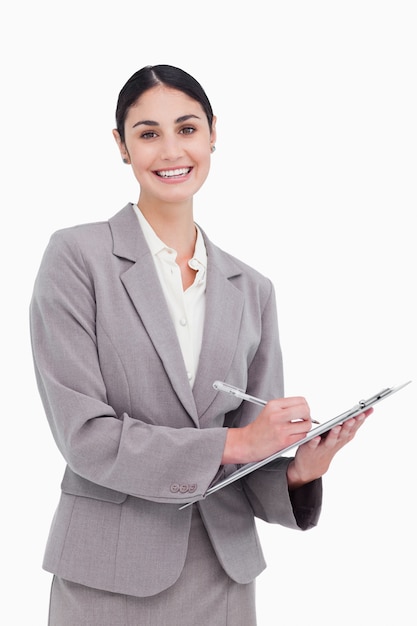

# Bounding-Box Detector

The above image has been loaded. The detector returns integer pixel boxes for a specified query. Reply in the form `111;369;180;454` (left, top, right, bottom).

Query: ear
210;115;217;147
112;129;131;164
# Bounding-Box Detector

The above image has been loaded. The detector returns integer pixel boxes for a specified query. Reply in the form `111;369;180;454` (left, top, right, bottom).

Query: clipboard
179;380;411;509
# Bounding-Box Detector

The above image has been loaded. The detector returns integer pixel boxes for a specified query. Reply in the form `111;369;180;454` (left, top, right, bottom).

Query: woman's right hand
222;397;313;465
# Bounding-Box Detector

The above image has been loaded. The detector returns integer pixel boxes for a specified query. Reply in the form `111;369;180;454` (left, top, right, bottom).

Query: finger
267;406;312;430
268;397;310;410
278;421;308;438
306;436;321;450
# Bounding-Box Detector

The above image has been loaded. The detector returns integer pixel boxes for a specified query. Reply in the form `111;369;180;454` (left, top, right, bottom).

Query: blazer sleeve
242;460;322;530
30;229;227;504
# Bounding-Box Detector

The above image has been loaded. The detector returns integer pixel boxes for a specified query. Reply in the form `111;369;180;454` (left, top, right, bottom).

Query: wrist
222;427;250;465
286;459;306;490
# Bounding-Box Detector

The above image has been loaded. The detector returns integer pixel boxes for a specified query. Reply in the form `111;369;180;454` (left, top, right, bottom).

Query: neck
137;199;196;259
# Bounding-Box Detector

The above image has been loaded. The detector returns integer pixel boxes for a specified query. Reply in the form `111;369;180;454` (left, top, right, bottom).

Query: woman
30;65;371;625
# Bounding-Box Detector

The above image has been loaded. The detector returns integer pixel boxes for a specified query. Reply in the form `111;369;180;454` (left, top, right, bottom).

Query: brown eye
141;131;158;139
180;126;196;135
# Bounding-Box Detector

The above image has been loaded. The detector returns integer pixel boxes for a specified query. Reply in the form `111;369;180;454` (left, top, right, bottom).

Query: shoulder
49;218;112;251
35;221;112;288
41;204;135;265
34;206;135;289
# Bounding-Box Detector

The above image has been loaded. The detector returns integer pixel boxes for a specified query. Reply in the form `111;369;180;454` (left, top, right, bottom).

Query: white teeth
157;168;190;178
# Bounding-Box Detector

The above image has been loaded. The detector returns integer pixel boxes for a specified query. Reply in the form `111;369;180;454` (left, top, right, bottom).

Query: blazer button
179;484;189;493
188;484;197;494
170;483;180;493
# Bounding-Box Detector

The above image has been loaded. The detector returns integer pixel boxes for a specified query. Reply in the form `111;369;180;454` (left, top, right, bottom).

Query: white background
1;1;415;624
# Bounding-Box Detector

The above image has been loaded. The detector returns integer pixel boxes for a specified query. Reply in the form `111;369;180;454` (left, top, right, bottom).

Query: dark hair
115;64;214;143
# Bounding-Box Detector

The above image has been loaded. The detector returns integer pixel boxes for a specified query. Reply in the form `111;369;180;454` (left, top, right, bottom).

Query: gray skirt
48;507;257;626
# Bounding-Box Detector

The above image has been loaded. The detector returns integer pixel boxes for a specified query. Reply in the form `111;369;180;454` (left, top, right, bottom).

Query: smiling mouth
155;167;192;178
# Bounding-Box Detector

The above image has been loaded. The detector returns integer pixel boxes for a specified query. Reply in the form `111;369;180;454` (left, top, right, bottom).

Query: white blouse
133;204;207;387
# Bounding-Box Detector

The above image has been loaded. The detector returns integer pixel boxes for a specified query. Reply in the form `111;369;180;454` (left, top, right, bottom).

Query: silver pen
213;380;320;424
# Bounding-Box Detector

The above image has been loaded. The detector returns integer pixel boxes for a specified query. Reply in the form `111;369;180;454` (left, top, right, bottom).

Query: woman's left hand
286;408;373;489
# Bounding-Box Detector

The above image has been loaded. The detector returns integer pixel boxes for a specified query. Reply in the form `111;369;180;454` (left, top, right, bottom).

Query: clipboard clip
359;387;391;409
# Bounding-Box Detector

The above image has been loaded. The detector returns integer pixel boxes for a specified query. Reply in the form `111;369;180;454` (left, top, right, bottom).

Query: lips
154;167;192;178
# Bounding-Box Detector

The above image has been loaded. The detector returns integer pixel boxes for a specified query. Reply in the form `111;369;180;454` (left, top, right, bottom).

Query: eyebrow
131;114;201;129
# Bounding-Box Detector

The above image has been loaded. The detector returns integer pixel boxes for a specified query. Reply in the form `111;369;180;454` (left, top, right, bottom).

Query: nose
160;134;183;161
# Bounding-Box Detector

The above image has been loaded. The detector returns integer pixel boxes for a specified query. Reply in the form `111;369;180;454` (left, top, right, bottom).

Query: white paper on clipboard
179;380;411;510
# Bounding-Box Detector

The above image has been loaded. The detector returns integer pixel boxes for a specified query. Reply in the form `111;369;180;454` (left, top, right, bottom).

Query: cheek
129;149;154;176
129;158;152;188
196;146;212;172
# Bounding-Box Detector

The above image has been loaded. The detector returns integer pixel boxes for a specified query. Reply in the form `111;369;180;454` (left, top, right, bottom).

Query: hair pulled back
115;65;214;143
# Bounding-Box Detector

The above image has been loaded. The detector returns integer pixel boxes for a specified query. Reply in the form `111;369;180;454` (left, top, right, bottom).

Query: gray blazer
30;203;322;597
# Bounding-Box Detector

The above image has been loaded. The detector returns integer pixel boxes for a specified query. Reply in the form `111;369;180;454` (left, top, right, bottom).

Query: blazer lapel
109;205;199;423
109;205;245;425
192;233;244;419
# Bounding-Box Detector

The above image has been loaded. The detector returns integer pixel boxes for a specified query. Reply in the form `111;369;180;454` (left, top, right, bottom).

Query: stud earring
122;158;129;164
210;145;216;153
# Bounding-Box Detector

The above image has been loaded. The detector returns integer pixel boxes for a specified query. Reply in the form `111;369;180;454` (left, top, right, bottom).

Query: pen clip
213;380;245;395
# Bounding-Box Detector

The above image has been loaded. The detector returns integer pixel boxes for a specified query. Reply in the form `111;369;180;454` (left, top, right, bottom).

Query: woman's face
114;85;216;208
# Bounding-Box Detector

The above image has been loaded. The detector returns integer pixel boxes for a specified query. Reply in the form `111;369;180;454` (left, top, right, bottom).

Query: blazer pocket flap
61;466;128;503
